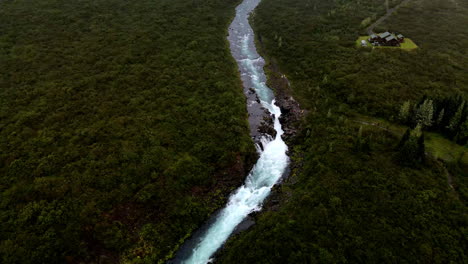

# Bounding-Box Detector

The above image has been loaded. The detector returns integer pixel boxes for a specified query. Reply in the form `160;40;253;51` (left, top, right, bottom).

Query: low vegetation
218;0;467;262
219;107;467;263
0;0;256;263
1;0;466;262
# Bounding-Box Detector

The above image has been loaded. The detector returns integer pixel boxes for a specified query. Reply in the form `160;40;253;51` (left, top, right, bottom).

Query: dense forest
217;0;467;263
251;0;468;118
0;0;257;263
1;0;467;263
219;107;466;263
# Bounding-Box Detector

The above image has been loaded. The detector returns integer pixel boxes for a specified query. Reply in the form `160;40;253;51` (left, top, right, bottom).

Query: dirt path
367;0;412;35
353;120;395;134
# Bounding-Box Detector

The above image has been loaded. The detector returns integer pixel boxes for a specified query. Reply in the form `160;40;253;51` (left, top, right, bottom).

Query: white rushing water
179;0;289;263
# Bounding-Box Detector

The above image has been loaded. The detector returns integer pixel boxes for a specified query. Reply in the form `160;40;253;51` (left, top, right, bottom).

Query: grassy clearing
353;114;467;166
355;36;373;47
425;133;468;164
399;38;418;50
356;36;418;50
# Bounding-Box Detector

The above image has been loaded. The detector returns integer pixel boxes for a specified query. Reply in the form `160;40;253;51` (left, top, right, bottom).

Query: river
169;0;289;263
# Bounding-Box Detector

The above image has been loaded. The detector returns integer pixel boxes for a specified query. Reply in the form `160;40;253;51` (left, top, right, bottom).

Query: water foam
182;103;288;264
178;0;289;263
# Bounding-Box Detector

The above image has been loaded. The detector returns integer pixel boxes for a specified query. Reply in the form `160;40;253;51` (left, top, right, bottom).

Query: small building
384;35;400;46
378;32;392;39
368;31;404;47
361;40;368;47
396;34;405;43
369;33;378;41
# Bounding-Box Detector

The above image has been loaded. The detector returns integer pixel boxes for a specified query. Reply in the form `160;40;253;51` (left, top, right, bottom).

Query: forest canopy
217;0;467;262
0;0;256;263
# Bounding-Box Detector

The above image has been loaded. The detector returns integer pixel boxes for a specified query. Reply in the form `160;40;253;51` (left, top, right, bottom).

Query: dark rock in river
255;93;261;104
275;95;302;143
257;110;276;139
244;86;277;145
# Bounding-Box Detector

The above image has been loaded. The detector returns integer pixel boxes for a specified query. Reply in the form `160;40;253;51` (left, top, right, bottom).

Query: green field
426;133;468;164
353;114;468;166
356;36;418;50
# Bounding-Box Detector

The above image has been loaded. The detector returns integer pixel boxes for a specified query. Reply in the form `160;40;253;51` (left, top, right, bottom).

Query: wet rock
275;95;302;143
257;111;276;138
244;86;278;145
255;93;261;103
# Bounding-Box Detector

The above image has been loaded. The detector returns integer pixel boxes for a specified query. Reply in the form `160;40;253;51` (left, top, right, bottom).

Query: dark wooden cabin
368;32;402;47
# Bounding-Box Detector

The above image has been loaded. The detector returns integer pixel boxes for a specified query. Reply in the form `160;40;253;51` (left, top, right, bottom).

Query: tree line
399;95;468;145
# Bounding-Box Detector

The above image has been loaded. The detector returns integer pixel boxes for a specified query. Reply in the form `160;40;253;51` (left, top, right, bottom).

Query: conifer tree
397;135;419;166
397;128;411;149
436;108;445;126
399;100;411;124
447;100;465;133
417;133;426;163
415;99;434;128
454;117;468;144
397;126;425;166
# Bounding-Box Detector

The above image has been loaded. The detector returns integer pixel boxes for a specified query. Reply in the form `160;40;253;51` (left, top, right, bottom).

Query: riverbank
168;0;290;262
209;9;307;260
0;0;263;263
253;25;304;146
213;0;468;262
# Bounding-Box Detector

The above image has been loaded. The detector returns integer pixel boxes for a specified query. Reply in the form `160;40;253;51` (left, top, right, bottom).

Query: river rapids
170;1;289;263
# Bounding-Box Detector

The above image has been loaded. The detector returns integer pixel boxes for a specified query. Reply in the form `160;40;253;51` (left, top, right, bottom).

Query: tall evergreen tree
417;133;426;163
447;100;465;133
415;99;434;128
436;108;445;126
397;126;425;166
399;100;411;124
397;128;411;149
454;117;468;145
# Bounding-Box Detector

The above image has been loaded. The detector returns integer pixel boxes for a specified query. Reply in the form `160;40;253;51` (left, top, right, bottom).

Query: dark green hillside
253;0;468;118
0;0;255;262
379;0;468;88
218;0;467;262
219;107;467;263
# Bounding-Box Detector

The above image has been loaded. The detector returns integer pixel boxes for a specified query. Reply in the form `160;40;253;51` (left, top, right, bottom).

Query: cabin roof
397;34;404;38
379;32;391;38
385;35;397;41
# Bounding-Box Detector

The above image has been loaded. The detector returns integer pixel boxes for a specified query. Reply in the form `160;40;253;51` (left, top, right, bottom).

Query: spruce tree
436;108;445;126
399;100;411;124
397;135;419;166
447;100;465;133
454;117;468;145
397;127;424;166
417;133;426;163
397;128;411;149
415;99;434;128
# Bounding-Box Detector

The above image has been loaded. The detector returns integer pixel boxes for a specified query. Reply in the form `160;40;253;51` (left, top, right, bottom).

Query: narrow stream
170;1;289;263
